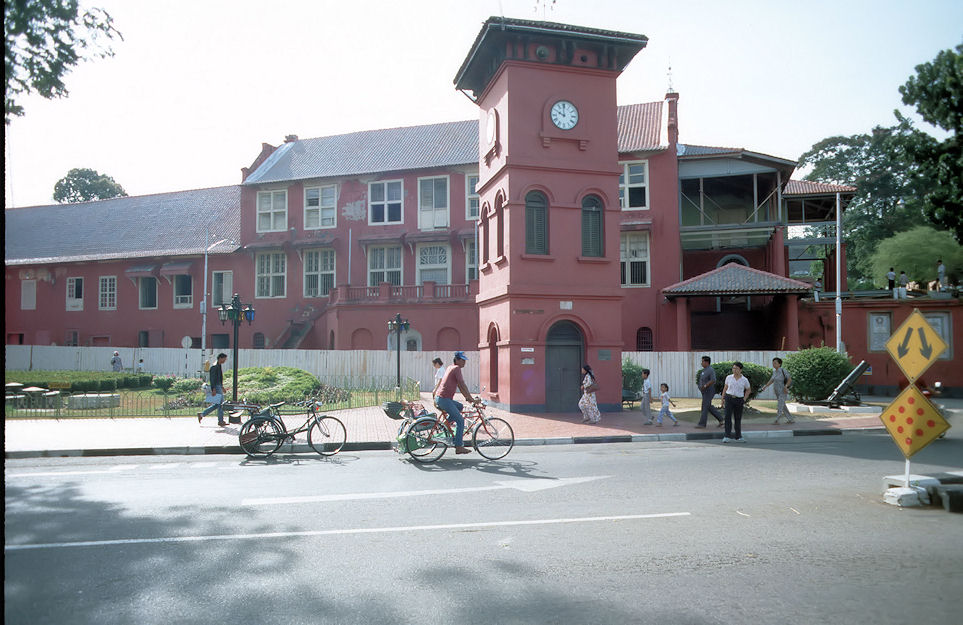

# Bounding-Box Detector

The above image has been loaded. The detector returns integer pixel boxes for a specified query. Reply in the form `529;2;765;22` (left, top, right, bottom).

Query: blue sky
4;0;961;207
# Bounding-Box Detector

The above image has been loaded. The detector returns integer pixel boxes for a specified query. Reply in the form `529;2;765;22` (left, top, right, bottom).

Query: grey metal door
545;321;584;412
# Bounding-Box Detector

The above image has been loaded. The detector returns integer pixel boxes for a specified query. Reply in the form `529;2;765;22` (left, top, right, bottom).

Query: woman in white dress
579;364;601;424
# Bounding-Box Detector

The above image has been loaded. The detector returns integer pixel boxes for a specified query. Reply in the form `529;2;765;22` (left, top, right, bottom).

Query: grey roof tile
663;262;812;297
5;186;241;265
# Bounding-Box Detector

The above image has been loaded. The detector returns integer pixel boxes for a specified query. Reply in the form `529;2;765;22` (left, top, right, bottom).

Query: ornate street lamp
387;313;409;390
219;293;255;421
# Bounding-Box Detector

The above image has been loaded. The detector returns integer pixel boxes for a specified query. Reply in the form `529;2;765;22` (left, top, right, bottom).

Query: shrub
784;347;854;402
72;380;99;393
315;382;352;405
622;360;644;392
171;377;203;394
228;366;321;404
98;378;117;391
696;361;772;402
153;375;176;391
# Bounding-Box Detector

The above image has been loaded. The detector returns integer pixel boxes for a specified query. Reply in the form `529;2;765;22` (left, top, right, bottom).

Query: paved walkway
11;394;951;459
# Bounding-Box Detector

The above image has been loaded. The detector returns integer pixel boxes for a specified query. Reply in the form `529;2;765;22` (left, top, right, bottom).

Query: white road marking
241;475;611;506
4;512;691;552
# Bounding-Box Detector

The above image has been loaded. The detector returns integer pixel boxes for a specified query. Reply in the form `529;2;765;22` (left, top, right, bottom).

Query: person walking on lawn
198;353;228;427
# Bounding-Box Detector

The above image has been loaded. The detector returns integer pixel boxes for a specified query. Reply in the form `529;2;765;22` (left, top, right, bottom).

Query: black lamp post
219;293;255;422
387;313;409;390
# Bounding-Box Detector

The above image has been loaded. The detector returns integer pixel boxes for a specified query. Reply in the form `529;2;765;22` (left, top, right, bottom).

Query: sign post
880;310;950;502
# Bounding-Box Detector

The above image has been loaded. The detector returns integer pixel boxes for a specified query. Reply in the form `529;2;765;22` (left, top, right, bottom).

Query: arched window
487;324;500;393
253;332;266;349
480;204;490;265
525;191;548;254
495;195;505;259
636;327;653;351
329;330;335;350
581;195;603;257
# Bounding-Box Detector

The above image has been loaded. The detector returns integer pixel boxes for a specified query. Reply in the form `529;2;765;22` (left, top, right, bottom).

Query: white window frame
923;311;953;360
418;175;450;230
98;276;117;311
21;279;37;310
368;245;402;286
368;180;404;225
66;277;84;311
255;252;287;299
466;174;480;220
416;243;451;285
173;274;193;308
211;271;233;308
256;190;288;233
304;184;337;230
465;239;477;283
138;276;158;310
304;248;336;297
620;231;650;287
619;160;650;211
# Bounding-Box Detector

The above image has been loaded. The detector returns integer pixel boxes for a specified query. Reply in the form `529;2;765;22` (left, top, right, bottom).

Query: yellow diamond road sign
885;309;947;382
879;385;950;458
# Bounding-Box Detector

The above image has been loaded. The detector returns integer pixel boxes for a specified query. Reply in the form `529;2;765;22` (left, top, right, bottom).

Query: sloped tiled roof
663;263;812;298
617;102;663;153
677;143;797;166
245;103;669;185
4;186;241;265
784;179;856;195
243;120;480;185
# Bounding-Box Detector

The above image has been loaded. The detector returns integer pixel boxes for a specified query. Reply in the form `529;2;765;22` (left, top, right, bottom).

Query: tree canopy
798;42;963;281
4;0;122;124
53;168;127;203
869;226;963;289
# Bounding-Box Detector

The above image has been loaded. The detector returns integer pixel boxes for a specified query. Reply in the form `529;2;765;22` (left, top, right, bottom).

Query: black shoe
197;413;203;424
217;421;228;427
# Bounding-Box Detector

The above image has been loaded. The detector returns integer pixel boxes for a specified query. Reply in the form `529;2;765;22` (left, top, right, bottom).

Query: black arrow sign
918;327;933;359
897;327;913;358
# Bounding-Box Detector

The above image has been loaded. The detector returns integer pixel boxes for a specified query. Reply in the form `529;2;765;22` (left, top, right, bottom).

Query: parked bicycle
383;398;514;463
238;396;346;458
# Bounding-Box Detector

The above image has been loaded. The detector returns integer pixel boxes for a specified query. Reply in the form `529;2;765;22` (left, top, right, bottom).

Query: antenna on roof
534;0;556;18
666;60;676;94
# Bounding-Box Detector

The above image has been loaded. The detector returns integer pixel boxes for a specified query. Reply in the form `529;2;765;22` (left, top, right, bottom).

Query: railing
332;282;475;304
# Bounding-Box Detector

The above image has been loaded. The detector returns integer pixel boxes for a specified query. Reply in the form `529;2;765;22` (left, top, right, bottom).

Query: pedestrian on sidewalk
761;357;794;425
430;357;444;404
135;358;145;373
696;355;724;428
641;369;654;425
579;364;601;424
436;351;478;455
110;351;123;372
937;259;945;292
722;361;752;443
656;383;678;426
198;353;227;427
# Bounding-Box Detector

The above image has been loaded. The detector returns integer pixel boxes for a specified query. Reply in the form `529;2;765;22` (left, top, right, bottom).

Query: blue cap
454;351;468;361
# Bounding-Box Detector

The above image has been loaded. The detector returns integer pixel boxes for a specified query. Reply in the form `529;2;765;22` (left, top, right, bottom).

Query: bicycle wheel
238;417;285;458
406;416;449;463
473;417;515;460
308;415;347;456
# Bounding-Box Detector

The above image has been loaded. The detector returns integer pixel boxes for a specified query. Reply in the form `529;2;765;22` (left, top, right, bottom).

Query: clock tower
455;17;647;412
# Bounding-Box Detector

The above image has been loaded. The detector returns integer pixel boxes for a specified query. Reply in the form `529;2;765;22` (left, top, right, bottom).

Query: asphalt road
5;432;963;625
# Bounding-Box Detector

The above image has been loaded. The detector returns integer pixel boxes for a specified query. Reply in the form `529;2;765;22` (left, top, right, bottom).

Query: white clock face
550;100;579;130
486;109;497;145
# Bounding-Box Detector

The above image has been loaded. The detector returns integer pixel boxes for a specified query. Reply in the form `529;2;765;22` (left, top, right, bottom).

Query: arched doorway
545;320;584;412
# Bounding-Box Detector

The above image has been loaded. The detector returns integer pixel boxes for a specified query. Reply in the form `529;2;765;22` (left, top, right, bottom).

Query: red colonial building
6;18;959;407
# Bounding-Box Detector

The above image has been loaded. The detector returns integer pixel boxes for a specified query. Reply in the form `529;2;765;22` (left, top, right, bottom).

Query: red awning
159;261;193;275
124;264;157;278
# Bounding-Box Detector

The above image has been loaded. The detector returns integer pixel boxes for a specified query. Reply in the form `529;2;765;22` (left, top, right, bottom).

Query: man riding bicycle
434;351;478;455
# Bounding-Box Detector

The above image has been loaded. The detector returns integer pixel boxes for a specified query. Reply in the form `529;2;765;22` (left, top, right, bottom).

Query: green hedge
4;370;153;392
622;360;645;392
225;366;323;404
784;348;854;402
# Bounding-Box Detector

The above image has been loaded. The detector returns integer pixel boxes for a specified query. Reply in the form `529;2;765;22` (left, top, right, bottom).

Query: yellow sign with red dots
879;385;950;458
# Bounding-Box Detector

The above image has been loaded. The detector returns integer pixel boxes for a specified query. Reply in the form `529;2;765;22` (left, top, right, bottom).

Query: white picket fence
5;345;792;399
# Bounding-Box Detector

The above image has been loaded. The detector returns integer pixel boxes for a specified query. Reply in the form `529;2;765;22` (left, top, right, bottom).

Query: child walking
657;383;678;426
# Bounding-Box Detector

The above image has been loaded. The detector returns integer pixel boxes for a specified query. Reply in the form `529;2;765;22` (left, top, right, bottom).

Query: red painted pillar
675;298;690;351
785;295;800;350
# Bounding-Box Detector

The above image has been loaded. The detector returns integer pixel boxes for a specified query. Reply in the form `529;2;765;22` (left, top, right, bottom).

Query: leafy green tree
797;120;927;282
53;167;126;203
4;0;122;123
898;43;963;242
869;226;963;289
784;348;854;403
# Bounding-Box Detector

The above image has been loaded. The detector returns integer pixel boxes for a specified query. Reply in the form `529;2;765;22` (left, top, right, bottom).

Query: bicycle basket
382;401;406;420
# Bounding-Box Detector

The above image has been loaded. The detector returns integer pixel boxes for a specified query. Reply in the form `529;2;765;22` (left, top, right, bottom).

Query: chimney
665;91;679;146
284;134;299;143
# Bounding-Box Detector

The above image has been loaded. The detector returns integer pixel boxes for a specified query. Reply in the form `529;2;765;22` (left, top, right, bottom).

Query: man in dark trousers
198;353;228;426
695;355;724;428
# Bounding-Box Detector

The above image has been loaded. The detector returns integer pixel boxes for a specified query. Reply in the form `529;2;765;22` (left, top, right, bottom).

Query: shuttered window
581;195;603;257
525;191;548;254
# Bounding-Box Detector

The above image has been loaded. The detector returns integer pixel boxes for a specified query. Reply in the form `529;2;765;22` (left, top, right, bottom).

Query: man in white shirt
722;361;752;443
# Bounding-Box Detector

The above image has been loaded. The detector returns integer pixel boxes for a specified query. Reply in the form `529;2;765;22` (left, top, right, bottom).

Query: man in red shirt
435;351;478;455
